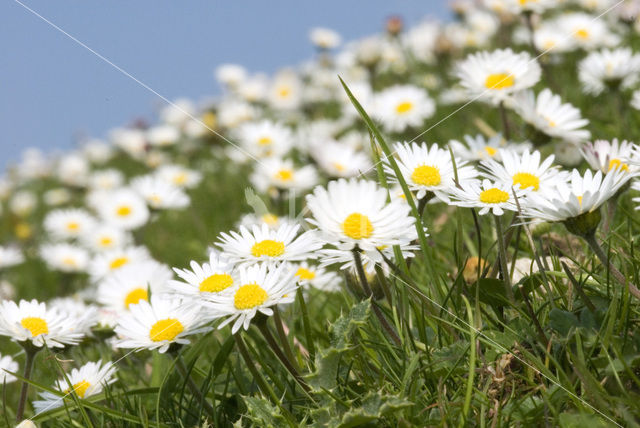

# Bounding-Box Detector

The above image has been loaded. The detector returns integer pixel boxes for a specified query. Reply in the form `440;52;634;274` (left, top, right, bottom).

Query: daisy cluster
3;0;640;423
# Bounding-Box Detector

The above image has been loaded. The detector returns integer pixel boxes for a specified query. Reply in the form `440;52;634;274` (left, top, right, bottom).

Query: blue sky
0;1;449;165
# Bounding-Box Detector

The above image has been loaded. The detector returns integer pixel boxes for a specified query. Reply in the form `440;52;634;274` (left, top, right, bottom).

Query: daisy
310;140;372;178
309;27;342;50
110;128;147;158
557;12;619;50
481;149;566;194
373;85;436;133
56;153;89;187
521;168;632;228
217;223;321;266
508;89;591;143
80;224;131;252
450;134;509;162
237;120;294;159
88;246;151;280
632;89;640;110
88;169;125;191
0;299;84;347
170;252;238;300
0;353;18;384
505;0;557;14
82;138;114;164
48;297;99;335
305;178;418;251
238;212;297;231
97;260;173;312
131;175;190;210
533;23;575;54
249;158;318;193
114;295;210;353
581;139;638;174
386;142;478;202
267;69;302;111
96;188;150;230
578;48;640;95
290;261;341;292
456;48;541;104
40;243;90;273
32;361;117;413
146;124;180;147
155;164;202;189
449;178;525;216
43;189;72;206
44;209;96;241
320;244;417;274
215;64;248;89
9;191;37;217
0;246;24;268
631;181;640;210
204;263;297;334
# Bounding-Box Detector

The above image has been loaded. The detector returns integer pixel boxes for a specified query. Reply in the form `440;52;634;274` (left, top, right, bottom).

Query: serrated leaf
329;300;371;350
242;396;287;427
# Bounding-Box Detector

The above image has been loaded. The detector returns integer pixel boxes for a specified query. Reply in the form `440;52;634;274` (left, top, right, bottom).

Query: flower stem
16;344;38;422
175;356;216;419
498;101;511;141
494;215;515;302
351;249;402;346
584;232;640;300
272;307;298;371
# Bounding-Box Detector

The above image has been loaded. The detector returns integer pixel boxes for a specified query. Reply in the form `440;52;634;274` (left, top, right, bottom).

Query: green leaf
548;309;580;336
558;412;610;428
242;396;288;427
330;300;371;350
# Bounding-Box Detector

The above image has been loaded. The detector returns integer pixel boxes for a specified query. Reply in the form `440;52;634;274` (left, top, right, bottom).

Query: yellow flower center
575;29;589;39
332;162;346;172
199;273;234;293
67;222;80;231
149;318;184;342
99;236;113;247
202;111;217;129
109;257;129;270
21;317;49;337
484;146;497;156
234;283;269;310
251;240;285;257
485;73;514;90
67;380;91;398
411;165;442;186
124;287;148;308
342;213;374;239
479;188;510;204
608;159;629;172
577;195;583;206
512;172;540;191
257;136;273;146
15;223;31;240
62;257;77;267
395;101;414;114
275;169;294;181
116;205;132;217
261;213;279;225
278;87;291;98
295;267;316;281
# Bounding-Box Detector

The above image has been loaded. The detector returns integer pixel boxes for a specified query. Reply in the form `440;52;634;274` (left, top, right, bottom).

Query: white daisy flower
481;149;567;194
131;175;190;210
88;246;151;280
306;178;418;251
521;168;632;224
291;261;341;293
505;0;557;14
215;64;248;88
533;23;575;54
40;243;90;273
217;223;321;266
386;142;478;202
97;260;173;312
44;209;97;241
0;299;84;348
56;153;89;187
205;263;297;334
309;27;342;50
373;84;435;133
80;224;131;252
320;244;416;274
581;139;639;174
114;295;210;353
82;139;113;164
146;124;180;147
9;191;37;217
43;189;72;206
32;360;117;413
0;246;24;268
0;353;18;384
237;120;294;159
239;213;297;231
88;169;125;191
557;12;620;50
579;48;640;95
267;69;303;111
456;48;541;104
48;297;99;335
310;140;372;178
155;164;202;189
631;90;640;110
508;89;591;143
96;188;150;230
110;128;147;158
250;158;318;193
449;178;526;216
170;252;238;300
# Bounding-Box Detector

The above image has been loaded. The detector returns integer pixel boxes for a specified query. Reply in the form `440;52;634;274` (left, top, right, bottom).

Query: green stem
175;356;216;419
16;344;39;422
459;296;476;427
272;307;298;371
494;215;515;302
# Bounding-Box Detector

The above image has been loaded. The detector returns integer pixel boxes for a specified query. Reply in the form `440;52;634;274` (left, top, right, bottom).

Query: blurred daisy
239;212;296;231
170;252;237;300
449;178;525;215
97;260;173;312
131;175;190;210
44;209;96;241
0;299;84;348
581;139;638;174
481;149;566;194
215;64;248;89
146;124;180;147
0;353;18;384
310;27;342;50
237;120;294;159
88;169;125;191
509;89;591;143
205;263;297;334
450;134;509;162
632;89;640;110
558;12;619;50
32;361;116;413
217;223;321;265
115;295;210;353
156;164;202;189
97;189;150;230
80;224;130;252
579;48;640;95
631;181;640;210
250;158;318;193
291;261;341;292
306;178;417;251
310;140;372;178
505;0;557;14
386;142;478;202
48;297;99;335
374;85;435;133
43;189;72;206
88;246;150;279
40;243;90;273
0;246;24;268
456;48;541;104
267;69;303;111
